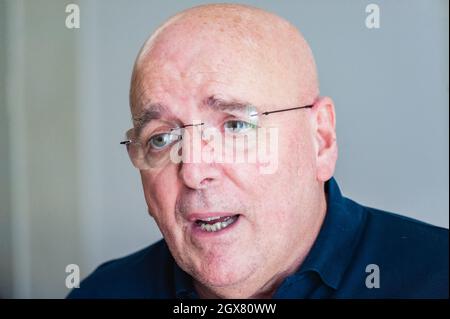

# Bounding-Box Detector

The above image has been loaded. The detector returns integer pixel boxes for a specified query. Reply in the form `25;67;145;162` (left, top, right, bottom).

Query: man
68;4;448;298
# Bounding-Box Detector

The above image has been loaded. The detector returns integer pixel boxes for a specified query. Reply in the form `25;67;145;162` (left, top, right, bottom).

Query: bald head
130;3;319;114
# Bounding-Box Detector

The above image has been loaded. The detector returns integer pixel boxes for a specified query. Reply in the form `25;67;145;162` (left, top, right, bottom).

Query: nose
179;161;221;190
178;124;222;189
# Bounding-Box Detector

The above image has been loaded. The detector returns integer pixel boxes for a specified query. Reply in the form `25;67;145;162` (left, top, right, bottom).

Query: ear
311;96;338;182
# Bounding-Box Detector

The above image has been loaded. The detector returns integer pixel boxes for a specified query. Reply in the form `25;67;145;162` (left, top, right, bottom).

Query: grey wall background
0;0;448;298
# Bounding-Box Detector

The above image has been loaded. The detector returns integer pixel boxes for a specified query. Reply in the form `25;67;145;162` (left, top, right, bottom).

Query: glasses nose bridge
176;121;219;164
177;119;221;142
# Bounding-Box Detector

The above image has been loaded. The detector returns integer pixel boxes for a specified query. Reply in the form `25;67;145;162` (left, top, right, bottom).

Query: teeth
199;216;237;232
202;216;221;222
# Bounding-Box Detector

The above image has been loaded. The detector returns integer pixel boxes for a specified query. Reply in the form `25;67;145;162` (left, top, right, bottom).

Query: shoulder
67;239;175;298
340;199;449;298
363;205;448;261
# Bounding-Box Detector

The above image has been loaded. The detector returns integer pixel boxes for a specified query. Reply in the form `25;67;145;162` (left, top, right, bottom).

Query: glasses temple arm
258;104;314;116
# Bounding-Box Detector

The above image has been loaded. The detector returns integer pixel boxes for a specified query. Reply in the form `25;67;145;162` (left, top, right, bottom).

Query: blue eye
224;120;257;133
148;133;181;150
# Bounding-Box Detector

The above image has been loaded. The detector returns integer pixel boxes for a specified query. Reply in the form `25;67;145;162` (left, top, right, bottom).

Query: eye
148;132;181;150
224;120;257;134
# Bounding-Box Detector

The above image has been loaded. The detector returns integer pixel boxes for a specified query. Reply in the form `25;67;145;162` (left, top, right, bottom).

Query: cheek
253;127;317;218
140;170;179;222
284;125;317;178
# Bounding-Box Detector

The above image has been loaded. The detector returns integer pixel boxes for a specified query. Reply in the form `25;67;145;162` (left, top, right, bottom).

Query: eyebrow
133;102;167;135
203;95;254;114
132;95;255;135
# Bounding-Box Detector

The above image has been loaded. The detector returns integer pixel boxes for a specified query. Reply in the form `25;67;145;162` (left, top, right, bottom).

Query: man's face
133;28;327;291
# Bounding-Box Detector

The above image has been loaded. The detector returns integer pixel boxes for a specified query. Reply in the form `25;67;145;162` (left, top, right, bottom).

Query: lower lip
191;215;241;237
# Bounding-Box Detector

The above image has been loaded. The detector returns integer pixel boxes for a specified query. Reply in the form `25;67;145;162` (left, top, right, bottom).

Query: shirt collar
173;260;197;299
294;177;367;289
173;177;367;297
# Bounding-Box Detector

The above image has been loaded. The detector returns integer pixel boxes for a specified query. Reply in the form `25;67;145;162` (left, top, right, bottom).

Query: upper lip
187;212;239;222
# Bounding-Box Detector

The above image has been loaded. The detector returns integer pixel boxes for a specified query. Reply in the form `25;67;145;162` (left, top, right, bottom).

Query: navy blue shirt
67;178;448;298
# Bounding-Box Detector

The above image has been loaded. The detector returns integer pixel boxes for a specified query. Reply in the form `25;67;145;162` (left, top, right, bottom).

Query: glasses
120;104;313;170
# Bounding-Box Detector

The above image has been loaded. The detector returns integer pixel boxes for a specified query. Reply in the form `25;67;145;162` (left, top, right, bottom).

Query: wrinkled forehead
130;13;316;118
132;50;299;120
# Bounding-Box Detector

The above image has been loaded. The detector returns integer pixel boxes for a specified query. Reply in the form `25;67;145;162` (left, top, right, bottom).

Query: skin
129;4;338;298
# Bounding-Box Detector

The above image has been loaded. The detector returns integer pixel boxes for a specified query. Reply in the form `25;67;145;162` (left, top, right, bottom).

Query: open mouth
195;214;240;232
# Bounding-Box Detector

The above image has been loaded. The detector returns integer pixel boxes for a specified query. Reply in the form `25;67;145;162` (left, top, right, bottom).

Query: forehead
140;43;260;93
134;59;288;119
131;23;302;117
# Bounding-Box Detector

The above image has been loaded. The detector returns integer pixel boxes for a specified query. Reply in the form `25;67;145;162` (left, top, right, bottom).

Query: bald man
68;4;448;299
